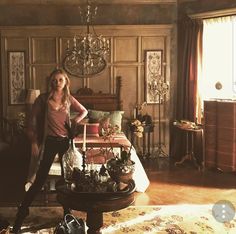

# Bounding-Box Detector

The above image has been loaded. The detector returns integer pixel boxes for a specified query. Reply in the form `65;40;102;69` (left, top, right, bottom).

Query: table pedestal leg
86;212;103;234
175;131;201;170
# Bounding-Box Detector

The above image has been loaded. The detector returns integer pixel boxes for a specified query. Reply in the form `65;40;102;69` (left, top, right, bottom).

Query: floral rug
0;204;236;233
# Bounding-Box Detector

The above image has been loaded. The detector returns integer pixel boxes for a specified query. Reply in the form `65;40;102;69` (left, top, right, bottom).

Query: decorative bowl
108;170;134;184
106;158;135;183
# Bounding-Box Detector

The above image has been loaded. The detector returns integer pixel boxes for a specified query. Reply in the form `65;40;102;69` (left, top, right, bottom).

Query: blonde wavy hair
48;68;71;108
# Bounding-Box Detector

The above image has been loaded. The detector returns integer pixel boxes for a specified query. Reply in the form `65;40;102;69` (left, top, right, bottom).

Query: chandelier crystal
63;0;110;78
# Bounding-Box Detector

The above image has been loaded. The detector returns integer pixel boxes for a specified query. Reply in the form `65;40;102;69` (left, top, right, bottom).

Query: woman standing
12;68;88;233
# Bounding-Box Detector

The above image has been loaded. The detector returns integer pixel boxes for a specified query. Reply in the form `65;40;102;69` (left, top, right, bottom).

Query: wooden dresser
204;100;236;172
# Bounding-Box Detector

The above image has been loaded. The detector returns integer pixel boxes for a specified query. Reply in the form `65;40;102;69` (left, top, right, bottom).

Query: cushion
107;111;124;131
88;110;109;121
77;123;100;137
88;110;124;132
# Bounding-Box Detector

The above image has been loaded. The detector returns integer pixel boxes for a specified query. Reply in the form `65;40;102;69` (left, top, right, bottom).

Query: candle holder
82;150;86;172
148;76;169;158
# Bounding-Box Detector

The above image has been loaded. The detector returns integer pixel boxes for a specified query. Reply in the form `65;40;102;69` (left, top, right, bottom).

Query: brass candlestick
82;150;86;172
148;76;169;158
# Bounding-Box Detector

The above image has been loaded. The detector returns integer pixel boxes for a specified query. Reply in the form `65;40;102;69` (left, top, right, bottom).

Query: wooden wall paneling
137;36;142;105
114;66;138;118
138;59;145;106
113;35;139;109
6;37;28;50
32;66;55;93
59;37;70;64
69;78;84;94
32;37;57;64
86;67;111;94
114;37;138;63
142;36;165;52
28;36;33;88
1;37;7;117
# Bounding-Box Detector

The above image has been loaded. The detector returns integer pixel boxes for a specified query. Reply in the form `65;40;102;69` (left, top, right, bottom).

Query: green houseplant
106;146;135;184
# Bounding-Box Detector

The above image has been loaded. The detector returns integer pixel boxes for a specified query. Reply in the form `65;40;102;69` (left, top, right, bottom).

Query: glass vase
62;139;82;182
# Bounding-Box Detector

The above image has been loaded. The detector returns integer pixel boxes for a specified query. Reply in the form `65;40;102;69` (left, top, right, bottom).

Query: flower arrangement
135;101;147;119
130;119;144;137
101;123;120;142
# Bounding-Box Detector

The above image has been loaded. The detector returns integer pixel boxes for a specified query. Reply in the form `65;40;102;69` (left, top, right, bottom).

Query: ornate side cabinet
204;100;236;172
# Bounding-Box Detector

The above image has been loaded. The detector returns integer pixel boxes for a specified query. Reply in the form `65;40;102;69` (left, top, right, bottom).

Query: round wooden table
56;180;136;234
174;123;204;170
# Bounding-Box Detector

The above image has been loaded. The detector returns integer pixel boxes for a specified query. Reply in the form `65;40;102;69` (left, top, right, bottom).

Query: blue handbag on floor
54;214;85;234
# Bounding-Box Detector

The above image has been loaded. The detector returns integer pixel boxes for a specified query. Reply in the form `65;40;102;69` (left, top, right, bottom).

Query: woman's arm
26;94;46;144
70;95;88;124
26;95;45;161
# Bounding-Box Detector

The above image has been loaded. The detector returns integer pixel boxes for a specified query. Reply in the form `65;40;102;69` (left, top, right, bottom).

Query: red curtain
177;16;203;121
170;16;203;162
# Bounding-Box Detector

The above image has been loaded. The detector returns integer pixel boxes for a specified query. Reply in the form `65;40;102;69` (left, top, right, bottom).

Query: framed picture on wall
8;51;26;105
145;50;163;104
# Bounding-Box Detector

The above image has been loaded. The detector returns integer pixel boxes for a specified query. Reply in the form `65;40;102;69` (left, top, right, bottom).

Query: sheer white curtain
198;16;236;101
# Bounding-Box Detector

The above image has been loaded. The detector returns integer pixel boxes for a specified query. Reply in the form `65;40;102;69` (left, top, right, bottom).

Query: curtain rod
189;7;236;19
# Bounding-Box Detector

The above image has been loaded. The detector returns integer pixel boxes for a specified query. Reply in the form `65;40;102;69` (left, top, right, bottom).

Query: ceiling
0;0;176;26
0;0;177;5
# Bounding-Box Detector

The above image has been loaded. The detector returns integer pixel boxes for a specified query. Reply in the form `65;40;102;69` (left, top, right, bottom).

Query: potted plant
106;146;135;184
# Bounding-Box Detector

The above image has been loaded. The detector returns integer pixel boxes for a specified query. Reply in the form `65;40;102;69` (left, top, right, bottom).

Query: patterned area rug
0;204;236;233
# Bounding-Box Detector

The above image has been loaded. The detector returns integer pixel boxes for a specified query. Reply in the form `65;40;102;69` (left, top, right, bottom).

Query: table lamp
26;89;40;104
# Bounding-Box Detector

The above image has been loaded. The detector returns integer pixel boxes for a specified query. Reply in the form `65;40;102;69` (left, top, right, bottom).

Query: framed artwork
8;51;26;105
145;50;163;104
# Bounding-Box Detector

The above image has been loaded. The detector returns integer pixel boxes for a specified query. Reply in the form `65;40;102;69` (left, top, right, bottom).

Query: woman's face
51;73;67;91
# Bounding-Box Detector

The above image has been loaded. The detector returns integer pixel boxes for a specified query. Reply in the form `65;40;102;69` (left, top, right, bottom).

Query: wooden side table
56;180;135;234
174;123;204;170
130;123;154;160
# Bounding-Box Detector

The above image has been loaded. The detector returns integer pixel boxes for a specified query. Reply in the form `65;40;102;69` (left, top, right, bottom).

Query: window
199;16;236;101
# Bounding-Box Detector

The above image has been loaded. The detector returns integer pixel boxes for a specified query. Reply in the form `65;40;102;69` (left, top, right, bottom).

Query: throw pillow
87;109;124;132
107;111;124;132
88;110;109;121
77;123;100;137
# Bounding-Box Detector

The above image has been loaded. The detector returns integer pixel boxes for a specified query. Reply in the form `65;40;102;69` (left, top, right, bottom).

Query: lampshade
26;89;40;104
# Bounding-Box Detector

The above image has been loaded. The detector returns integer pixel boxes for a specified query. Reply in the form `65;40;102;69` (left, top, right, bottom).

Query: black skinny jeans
21;136;69;209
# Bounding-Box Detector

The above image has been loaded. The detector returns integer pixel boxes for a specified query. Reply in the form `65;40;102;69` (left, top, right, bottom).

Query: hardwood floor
134;158;236;207
1;157;236;208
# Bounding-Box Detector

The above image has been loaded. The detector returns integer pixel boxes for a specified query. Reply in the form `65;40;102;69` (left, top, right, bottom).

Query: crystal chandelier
63;0;110;78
